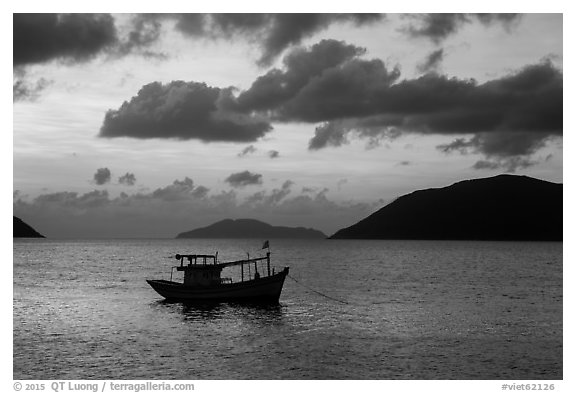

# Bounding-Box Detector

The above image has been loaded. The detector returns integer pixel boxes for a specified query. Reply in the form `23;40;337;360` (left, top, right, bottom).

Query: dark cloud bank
100;81;271;142
13;14;117;67
13;13;382;68
13;13;118;101
14;14;559;170
13;13;517;68
100;38;562;171
13;13;520;102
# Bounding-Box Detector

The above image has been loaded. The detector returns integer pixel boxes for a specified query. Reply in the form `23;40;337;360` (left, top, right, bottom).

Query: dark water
13;239;562;379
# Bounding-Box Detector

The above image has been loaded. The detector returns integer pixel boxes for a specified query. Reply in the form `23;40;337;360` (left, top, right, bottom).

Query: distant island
13;216;44;238
176;218;326;239
330;174;562;241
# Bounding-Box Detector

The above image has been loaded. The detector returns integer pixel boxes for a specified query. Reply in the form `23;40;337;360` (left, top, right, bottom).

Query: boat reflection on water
152;298;286;325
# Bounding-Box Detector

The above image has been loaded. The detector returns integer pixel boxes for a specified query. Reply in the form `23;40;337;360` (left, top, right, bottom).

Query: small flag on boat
262;240;269;249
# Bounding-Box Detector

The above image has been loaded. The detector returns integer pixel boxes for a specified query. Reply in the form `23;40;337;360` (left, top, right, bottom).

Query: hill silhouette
14;216;44;238
176;218;326;239
330;174;562;241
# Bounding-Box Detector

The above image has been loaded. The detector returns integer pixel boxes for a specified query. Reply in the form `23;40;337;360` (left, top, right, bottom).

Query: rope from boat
287;274;349;305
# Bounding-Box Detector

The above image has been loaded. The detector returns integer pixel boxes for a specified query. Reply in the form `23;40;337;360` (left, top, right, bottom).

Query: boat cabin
173;252;273;287
175;254;223;287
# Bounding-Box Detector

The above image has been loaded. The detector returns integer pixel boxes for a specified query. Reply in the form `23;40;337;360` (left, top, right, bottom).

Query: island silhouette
330;174;562;241
176;218;326;239
13;216;44;238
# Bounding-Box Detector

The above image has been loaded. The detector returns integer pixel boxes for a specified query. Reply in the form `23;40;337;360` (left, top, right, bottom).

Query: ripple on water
13;239;562;379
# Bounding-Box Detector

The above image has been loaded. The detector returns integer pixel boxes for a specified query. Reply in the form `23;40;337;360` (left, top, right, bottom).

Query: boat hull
147;267;289;303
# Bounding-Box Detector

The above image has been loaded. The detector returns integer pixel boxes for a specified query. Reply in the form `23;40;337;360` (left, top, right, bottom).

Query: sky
11;10;564;238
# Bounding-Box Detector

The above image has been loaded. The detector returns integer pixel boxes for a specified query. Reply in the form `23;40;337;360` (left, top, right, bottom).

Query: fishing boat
146;250;289;303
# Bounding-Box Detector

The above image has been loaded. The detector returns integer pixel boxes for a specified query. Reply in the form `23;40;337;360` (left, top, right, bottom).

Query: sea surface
13;239;562;379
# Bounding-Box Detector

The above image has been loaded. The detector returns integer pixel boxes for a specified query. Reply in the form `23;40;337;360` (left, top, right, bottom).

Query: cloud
13;13;118;67
93;168;111;185
12;14;161;101
98;41;368;143
13;13;518;72
12;13;172;75
118;172;136;186
472;157;537;173
474;13;522;28
255;43;559;162
225;171;263;188
12;179;219;237
437;131;549;171
299;58;561;160
309;121;350;150
404;14;469;43
437;131;550;158
471;160;501;170
238;146;280;159
99;39;561;164
13;177;379;237
290;54;558;130
244;180;294;206
403;13;521;43
251;14;383;66
113;15;167;59
13;13;384;71
238;145;257;157
417;48;444;73
13;77;53;102
308;119;402;150
26;190;112;216
99;81;272;142
235;39;371;115
153;13;383;66
150;177;210;201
